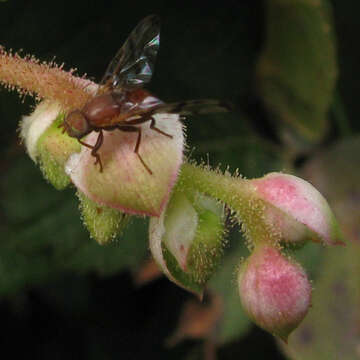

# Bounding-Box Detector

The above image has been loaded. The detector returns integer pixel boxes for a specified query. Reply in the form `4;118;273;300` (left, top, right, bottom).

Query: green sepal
152;187;226;295
36;113;80;190
77;191;131;245
187;207;225;284
162;243;204;297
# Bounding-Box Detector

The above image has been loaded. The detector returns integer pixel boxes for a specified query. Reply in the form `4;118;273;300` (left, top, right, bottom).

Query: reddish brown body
82;88;163;129
62;87;172;174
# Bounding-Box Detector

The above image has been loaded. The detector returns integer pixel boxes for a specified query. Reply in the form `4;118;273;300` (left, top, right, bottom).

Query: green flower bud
149;188;226;296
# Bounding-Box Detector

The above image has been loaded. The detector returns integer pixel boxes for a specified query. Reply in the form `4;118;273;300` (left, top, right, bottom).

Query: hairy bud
149;189;226;296
250;172;343;245
67;114;184;216
238;244;312;341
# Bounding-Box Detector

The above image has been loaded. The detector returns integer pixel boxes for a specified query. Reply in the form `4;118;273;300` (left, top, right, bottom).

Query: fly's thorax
64;110;92;139
82;93;124;126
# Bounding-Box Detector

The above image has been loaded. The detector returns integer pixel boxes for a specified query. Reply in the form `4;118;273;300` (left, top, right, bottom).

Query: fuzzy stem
179;163;275;245
180;163;252;206
0;48;92;110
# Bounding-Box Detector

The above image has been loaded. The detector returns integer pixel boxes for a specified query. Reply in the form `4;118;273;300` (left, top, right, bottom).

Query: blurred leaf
0;155;148;296
257;0;337;150
281;244;360;360
133;257;162;286
290;241;323;280
191;110;286;178
208;232;252;344
301;136;360;243
166;291;223;347
194;131;285;178
278;136;360;358
332;2;360;133
155;5;263;102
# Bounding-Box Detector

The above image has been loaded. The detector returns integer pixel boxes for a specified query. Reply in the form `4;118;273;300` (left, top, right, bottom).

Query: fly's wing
151;99;233;116
99;15;160;92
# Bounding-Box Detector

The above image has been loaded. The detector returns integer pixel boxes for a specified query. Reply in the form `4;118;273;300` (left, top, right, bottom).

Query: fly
61;15;231;174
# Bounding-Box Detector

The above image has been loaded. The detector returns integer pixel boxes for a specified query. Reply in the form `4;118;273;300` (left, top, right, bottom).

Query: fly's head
62;110;91;139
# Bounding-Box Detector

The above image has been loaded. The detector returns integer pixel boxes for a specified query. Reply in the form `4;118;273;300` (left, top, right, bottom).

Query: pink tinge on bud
238;245;311;341
251;173;343;245
66;114;184;216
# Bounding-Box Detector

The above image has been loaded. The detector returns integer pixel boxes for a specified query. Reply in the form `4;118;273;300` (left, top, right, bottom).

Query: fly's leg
92;130;104;171
78;130;104;172
58;122;67;134
125;115;173;138
117;125;153;175
149;117;173;138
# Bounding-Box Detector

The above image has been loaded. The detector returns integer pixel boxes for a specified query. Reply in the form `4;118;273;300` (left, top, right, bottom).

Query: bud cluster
0;47;343;341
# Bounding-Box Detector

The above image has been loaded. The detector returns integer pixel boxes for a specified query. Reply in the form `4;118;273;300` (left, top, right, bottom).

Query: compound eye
64;110;89;139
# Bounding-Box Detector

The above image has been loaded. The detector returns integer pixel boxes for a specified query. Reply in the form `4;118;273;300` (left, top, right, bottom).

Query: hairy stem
179;163;274;245
0;48;92;110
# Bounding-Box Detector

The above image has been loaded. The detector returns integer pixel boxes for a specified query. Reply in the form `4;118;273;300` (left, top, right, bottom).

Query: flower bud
20;98;184;216
250;172;343;245
149;189;226;296
237;244;312;341
66;114;184;216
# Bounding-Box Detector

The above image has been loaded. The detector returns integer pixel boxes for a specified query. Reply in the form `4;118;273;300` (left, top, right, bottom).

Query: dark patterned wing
151;99;233;116
100;15;160;91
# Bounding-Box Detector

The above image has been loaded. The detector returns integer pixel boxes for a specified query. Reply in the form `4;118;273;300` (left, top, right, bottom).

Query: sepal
77;191;131;245
149;189;226;296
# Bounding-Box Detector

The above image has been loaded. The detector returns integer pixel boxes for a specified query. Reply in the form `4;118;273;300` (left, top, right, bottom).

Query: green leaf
281;244;360;359
192;112;286;178
208;233;252;344
301;136;360;244
279;136;360;358
257;0;337;150
0;155;148;296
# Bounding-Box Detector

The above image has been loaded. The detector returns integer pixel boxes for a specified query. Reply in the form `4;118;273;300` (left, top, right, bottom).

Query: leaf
301;136;360;244
132;258;163;286
280;244;360;359
257;0;337;150
278;136;360;358
192;112;285;178
166;292;223;347
208;233;252;344
0;156;148;296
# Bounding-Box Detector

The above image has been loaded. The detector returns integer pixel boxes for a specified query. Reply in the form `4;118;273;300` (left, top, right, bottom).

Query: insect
61;15;231;174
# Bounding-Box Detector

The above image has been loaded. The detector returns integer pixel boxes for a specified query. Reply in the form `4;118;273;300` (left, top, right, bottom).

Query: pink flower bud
66;113;184;216
238;245;311;341
250;172;343;245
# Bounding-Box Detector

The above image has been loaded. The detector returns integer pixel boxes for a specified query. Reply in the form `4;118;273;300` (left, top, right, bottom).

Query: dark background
0;0;358;359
